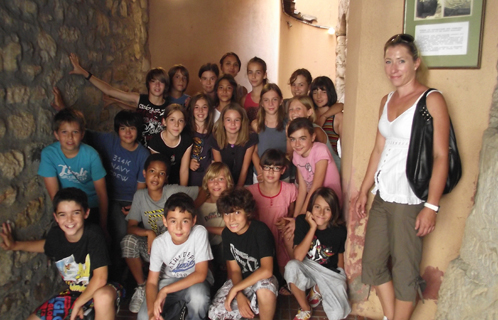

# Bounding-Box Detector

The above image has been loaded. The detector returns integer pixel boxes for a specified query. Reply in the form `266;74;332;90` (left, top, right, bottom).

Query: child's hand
68;53;87;77
190;159;200;171
280;217;295;241
305;211;317;229
50;87;65;111
256;172;263;183
69;304;84;320
121;205;131;216
0;222;16;251
153;292;167;320
227;291;254;318
146;231;157;254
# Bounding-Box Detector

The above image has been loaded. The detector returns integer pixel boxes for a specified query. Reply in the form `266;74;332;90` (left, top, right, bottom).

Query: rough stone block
21;65;42;82
2;42;21;72
0;251;14;286
8;112;36;139
0;118;6;139
0;150;24;179
6;86;29;104
37;31;57;59
0;186;17;207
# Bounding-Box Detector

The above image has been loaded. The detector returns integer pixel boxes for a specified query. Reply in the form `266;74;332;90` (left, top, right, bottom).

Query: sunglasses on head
388;34;415;44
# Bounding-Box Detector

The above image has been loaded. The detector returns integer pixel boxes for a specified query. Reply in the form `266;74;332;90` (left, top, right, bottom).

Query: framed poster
404;0;486;68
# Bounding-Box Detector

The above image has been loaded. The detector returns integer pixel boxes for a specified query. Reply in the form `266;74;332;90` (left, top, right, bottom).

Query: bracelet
424;202;440;213
85;72;93;80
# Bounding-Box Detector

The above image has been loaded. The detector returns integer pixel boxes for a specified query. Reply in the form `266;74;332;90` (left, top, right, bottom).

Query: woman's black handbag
406;88;462;200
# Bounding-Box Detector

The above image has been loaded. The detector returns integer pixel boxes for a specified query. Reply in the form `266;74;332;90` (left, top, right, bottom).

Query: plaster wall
279;7;338;98
148;0;281;96
342;1;498;319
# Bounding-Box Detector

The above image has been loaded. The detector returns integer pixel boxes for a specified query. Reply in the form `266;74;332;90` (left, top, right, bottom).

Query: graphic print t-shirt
293;214;347;272
222;220;277;279
149;225;213;280
126;186;199;234
44;224;110;293
37;142;107;208
136;94;169;147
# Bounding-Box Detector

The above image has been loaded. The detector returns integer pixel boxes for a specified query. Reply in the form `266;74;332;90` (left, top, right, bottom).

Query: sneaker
129;285;145;313
307;285;322;308
294;308;312;320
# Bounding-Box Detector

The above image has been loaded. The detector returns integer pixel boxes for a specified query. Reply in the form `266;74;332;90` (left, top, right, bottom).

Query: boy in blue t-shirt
38;107;108;232
0;188;117;320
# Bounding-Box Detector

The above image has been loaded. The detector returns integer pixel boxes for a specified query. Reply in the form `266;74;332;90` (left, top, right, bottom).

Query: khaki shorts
361;193;424;303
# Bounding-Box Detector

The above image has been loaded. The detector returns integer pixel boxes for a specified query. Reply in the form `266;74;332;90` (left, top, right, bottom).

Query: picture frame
404;0;486;68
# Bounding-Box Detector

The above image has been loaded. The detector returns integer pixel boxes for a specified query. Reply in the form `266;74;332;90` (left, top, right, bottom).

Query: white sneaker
129;285;145;313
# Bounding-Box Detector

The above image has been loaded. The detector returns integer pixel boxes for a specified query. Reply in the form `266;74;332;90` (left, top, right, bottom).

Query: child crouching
284;187;350;320
139;192;213;320
208;188;278;320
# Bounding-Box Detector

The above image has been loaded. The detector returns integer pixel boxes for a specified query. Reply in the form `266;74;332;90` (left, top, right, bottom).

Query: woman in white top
354;34;450;320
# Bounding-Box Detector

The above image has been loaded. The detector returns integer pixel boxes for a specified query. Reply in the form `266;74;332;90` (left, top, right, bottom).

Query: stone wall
0;1;150;319
335;0;348;102
435;63;498;319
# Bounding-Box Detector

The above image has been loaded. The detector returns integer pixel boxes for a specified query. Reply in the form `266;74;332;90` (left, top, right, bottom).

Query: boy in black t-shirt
1;188;117;320
208;188;278;320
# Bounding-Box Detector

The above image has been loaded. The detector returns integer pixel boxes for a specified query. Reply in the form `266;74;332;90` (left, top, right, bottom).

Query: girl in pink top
287;118;342;216
241;57;268;122
246;149;297;274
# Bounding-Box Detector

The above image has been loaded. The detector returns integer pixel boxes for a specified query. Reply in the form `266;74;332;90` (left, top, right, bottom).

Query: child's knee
256;287;277;301
93;285;117;308
186;282;210;313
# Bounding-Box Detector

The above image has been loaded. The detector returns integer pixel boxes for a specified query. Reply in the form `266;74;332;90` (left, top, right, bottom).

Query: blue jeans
138;277;211;320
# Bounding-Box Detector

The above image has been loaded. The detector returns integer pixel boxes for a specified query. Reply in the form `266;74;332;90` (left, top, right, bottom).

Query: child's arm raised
293;212;317;261
0;222;45;253
236;145;255;187
69;266;108;320
69;53;140;106
153;260;209;319
179;146;192;186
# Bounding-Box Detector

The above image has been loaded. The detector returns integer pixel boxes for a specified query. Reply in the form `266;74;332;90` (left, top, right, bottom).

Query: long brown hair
255;83;285;133
214;103;250;149
306;187;344;227
186;93;214;135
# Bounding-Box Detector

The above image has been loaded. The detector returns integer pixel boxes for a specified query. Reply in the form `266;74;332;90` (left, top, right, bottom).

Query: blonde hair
214;103;250;149
290;95;316;122
202;162;234;195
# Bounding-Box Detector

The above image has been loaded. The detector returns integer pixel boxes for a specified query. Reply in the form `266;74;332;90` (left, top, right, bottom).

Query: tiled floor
116;294;373;320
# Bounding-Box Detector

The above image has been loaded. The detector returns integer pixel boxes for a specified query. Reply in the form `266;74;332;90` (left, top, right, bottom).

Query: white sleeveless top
372;90;439;204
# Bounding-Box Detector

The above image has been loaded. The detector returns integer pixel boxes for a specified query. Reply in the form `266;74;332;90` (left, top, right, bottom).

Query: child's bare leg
125;257;145;285
289;283;310;311
26;314;41;320
256;288;277;320
94;285;117;320
51;87;66;111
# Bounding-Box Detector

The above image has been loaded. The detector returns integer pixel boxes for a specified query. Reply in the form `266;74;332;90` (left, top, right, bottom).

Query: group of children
0;52;350;320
